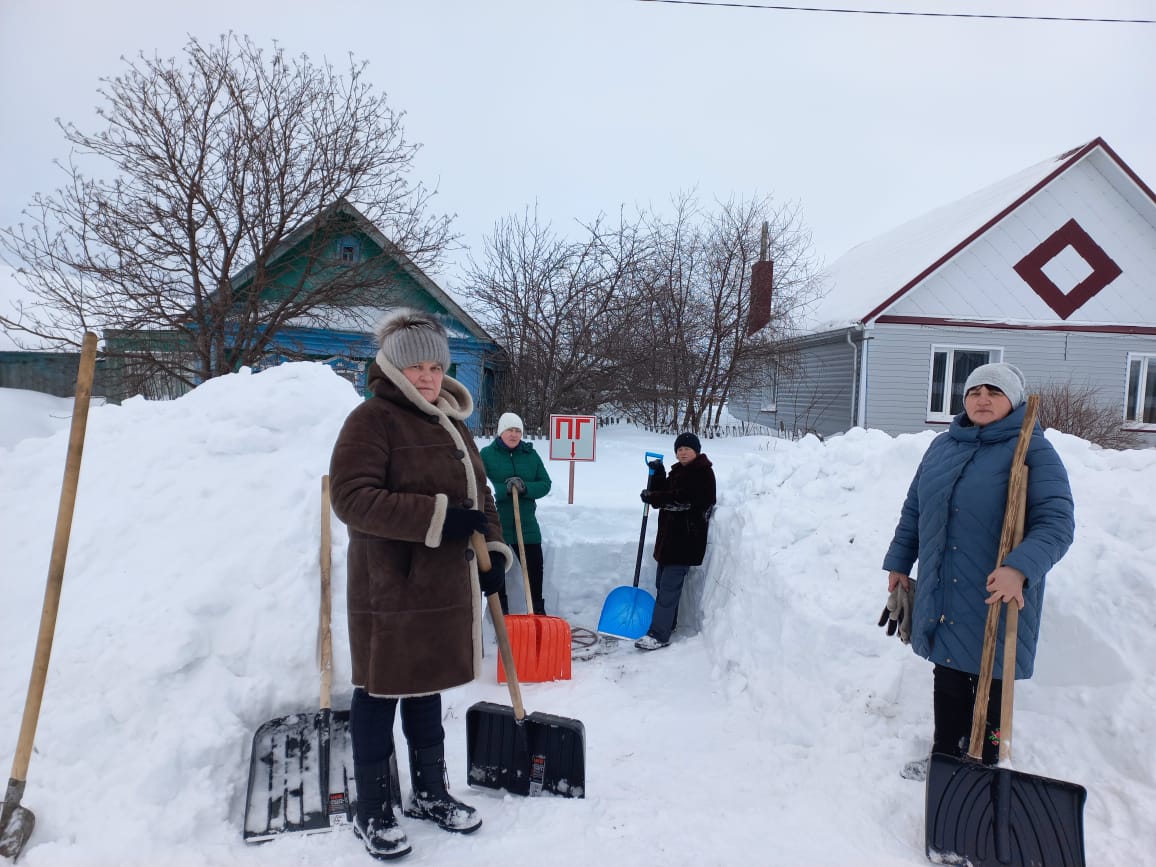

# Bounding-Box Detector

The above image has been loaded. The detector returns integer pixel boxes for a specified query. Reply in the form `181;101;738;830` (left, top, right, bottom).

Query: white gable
803;140;1156;333
886;150;1156;326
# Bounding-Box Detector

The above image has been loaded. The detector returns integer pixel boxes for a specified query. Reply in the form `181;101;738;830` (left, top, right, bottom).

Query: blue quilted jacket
882;404;1074;678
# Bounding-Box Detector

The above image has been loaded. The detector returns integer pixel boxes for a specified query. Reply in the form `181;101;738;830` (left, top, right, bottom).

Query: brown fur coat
329;360;512;697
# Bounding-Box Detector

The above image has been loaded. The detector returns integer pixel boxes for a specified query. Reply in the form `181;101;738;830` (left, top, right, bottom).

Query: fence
478;415;815;442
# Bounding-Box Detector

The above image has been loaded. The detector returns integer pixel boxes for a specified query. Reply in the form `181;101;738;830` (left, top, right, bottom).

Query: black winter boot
403;744;482;834
353;757;412;860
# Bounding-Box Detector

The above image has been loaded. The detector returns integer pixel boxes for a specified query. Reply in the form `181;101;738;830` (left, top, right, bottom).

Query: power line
636;0;1156;24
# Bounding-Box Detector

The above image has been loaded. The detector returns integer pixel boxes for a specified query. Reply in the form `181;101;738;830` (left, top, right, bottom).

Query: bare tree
464;193;821;433
621;192;822;430
462;206;648;430
1037;380;1143;449
0;33;452;392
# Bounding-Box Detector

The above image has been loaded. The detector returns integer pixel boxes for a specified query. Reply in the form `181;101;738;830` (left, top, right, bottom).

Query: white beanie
963;362;1026;409
374;308;451;371
497;412;524;434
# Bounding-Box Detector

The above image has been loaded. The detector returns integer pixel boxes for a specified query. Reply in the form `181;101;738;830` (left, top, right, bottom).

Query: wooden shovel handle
472;534;525;721
968;395;1037;760
510;488;533;611
9;333;98;783
998;479;1028;762
319;475;333;712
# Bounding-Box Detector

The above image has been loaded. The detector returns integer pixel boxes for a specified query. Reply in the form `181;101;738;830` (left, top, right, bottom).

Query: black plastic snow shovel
467;535;586;798
242;476;399;842
1;333;97;863
925;396;1087;867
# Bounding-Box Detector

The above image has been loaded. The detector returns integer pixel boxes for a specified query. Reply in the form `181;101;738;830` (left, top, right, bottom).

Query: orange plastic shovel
497;488;571;683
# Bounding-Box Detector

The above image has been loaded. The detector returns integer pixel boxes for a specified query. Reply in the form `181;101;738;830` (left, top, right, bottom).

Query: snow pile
1;362;1153;865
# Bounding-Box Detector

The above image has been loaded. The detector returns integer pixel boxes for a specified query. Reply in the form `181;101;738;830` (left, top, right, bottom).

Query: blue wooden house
103;200;505;430
239;200;504;429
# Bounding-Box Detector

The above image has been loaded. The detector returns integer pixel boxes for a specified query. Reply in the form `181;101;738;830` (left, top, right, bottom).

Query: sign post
548;414;597;504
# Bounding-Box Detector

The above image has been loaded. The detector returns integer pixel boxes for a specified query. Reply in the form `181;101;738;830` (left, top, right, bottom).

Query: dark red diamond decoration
1013;218;1121;320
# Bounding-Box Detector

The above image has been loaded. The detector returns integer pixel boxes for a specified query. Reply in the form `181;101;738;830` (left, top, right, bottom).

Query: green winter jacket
480;438;552;546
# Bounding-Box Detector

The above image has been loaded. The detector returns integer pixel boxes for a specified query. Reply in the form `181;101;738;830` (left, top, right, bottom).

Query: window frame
925;344;1004;423
1124;352;1156;429
334;235;361;264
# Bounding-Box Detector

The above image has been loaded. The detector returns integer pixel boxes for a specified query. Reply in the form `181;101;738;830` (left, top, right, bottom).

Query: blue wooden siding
256;325;500;431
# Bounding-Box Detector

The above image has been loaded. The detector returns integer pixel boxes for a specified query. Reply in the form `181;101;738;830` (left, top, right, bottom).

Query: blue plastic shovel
596;451;664;640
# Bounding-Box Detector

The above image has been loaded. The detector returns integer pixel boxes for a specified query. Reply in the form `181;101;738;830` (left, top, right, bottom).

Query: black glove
478;551;507;597
647;459;666;479
505;476;527;494
442;508;488;541
639;489;652;504
877;579;916;644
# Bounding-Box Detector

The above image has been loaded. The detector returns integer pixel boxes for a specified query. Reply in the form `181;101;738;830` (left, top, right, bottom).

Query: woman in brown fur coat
329;309;513;861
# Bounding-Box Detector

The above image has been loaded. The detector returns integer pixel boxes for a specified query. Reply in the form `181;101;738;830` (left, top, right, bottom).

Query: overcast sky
1;0;1153;319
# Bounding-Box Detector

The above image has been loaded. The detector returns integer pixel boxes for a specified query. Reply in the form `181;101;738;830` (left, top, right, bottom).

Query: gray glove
505;476;527;495
877;579;916;645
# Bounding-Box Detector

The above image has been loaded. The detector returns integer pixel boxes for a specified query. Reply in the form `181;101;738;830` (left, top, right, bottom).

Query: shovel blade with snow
0;788;34;862
243;708;357;841
242;476;402;842
925;755;1086;866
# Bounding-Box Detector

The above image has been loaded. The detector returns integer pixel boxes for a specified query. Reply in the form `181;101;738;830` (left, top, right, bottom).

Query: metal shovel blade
925;752;1087;866
242;709;357;842
0;780;35;862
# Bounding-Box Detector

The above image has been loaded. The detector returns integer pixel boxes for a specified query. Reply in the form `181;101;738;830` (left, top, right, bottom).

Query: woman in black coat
636;432;717;650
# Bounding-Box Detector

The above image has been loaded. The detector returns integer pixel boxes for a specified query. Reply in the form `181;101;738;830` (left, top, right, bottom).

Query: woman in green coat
480;412;553;614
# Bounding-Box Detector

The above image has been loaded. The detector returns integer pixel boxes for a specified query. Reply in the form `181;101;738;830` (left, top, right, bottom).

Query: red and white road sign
549;414;597;462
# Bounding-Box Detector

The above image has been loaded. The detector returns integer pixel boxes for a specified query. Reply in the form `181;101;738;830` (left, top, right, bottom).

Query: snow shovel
925;396;1087;866
497;487;571;683
242;476;400;842
596;451;663;639
468;535;586;798
1;332;97;863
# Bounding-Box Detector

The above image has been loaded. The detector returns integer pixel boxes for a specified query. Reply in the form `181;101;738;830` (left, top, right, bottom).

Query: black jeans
350;688;443;765
932;664;1003;765
499;542;546;615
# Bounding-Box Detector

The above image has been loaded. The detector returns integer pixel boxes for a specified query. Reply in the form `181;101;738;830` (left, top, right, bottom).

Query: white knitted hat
497;412;524;434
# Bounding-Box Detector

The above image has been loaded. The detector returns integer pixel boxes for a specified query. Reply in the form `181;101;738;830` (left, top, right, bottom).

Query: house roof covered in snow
800;137;1156;334
230;198;496;344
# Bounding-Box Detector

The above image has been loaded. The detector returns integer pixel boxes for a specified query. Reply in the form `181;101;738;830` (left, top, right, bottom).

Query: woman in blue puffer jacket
882;362;1074;772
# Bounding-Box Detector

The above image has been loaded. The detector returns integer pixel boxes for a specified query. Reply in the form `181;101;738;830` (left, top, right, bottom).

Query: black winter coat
647;453;716;566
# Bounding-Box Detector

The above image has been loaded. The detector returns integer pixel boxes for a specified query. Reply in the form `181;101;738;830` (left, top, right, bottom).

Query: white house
736;137;1156;446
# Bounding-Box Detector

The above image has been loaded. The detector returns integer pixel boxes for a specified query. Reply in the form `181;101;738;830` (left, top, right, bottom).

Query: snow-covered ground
1;364;1153;866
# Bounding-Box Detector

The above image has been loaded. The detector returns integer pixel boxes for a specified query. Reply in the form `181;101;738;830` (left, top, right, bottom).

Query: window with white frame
335;235;361;263
926;345;1003;421
1125;353;1156;426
